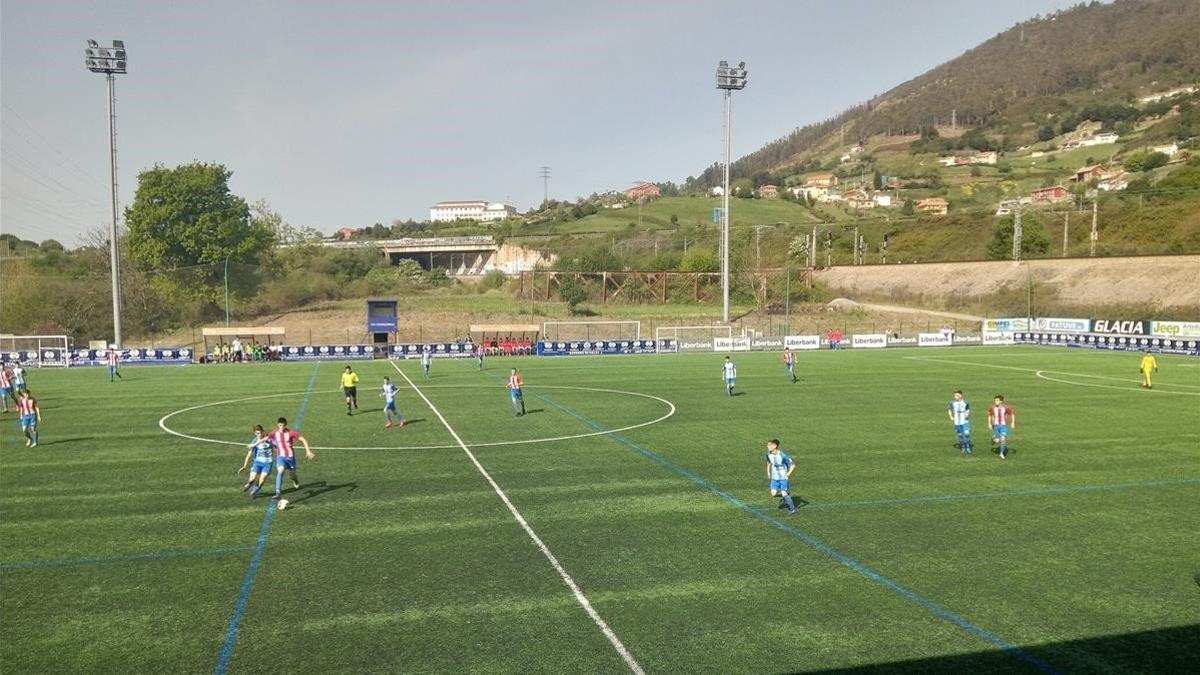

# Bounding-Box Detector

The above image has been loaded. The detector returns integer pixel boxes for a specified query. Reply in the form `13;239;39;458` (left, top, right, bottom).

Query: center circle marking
158;384;676;450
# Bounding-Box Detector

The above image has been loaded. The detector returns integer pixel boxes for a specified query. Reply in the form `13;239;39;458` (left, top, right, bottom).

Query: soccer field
2;347;1197;673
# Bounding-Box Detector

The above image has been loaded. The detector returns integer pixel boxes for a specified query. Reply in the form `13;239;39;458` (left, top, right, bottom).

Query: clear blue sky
1;0;1084;245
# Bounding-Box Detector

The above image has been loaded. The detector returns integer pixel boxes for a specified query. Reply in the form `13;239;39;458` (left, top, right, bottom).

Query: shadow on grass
797;624;1200;674
285;481;358;506
30;437;88;447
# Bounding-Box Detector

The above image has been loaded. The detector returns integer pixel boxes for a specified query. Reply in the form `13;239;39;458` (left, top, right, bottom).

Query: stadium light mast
716;60;747;324
85;39;128;347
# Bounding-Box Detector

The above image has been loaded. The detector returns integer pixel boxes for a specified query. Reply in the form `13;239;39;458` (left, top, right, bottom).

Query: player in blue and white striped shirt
766;439;801;514
381;376;405;428
722;356;737;397
947;390;973;455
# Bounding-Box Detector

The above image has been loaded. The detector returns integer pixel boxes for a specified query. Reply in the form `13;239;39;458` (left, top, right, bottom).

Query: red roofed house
1031;185;1070;204
804;173;838;188
1072;165;1107;183
758;184;779;199
337;227;355;241
916;197;949;216
624;182;661;203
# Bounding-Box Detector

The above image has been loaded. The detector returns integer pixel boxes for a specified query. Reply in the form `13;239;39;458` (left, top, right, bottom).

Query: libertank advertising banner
784;335;821;350
918;333;953;347
983;332;1016;345
714;337;751;352
851;334;887;349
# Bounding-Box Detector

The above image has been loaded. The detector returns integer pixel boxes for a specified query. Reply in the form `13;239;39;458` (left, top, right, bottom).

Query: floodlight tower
85;39;128;347
716;60;747;323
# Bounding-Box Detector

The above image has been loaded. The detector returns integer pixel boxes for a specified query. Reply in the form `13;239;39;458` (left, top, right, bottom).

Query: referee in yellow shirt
1139;351;1158;389
341;365;360;414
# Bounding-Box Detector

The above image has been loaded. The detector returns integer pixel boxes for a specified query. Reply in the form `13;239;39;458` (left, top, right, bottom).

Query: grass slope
2;348;1197;672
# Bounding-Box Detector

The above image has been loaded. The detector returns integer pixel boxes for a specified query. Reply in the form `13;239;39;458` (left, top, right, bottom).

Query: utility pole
825;231;832;267
810;226;817;268
1012;205;1023;263
882;233;889;264
755;224;762;269
538;166;551;206
1062;212;1069;257
1089;199;1098;256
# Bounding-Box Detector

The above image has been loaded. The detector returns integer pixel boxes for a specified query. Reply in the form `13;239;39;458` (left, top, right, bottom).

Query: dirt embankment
815;255;1200;314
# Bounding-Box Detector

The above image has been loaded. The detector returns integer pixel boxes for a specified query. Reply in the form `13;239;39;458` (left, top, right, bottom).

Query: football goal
541;320;641;341
0;334;72;367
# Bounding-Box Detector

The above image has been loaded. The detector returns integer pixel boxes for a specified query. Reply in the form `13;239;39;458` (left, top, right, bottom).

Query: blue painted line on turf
807;476;1200;510
0;546;253;570
214;362;321;675
521;386;1059;675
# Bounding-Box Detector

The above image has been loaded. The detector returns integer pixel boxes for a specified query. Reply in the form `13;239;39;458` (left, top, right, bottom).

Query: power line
1;102;107;185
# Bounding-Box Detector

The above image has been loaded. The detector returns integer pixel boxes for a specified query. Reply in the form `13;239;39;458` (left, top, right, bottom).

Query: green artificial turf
2;348;1197;673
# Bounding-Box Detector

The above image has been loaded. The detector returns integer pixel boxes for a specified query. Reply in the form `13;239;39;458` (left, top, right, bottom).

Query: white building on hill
430;201;518;223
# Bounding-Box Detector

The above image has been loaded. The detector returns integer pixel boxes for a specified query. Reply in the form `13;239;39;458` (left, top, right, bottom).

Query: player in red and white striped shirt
106;347;123;382
269;416;315;502
16;389;41;447
0;366;12;413
987;395;1016;460
507;369;525;416
782;347;797;384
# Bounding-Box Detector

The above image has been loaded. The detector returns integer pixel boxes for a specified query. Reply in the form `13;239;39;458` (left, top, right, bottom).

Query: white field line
905;356;1200;395
157;385;674;451
389;361;644;674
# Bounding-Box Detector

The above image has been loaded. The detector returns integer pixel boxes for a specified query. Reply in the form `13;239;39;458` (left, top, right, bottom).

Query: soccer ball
277;499;289;511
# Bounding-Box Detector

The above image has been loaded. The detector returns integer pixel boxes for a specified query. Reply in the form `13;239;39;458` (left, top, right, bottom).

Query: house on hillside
1030;185;1070;205
841;188;872;209
790;185;826;201
758;184;779;199
937;155;959;167
1072;165;1107;183
336;227;355;241
624;182;661;203
804;173;838;188
971;151;998;165
995;199;1020;216
916;197;949;216
1150;143;1179;157
873;193;893;208
1097;172;1129;192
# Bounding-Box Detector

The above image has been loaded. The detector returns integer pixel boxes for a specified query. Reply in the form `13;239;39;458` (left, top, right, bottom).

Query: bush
479;269;508;291
557;277;589;313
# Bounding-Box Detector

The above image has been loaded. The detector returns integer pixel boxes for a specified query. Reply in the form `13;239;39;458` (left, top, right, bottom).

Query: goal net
654;325;733;353
0;334;71;367
541;320;641;341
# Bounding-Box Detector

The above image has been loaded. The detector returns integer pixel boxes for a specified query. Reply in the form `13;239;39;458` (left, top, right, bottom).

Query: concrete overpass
308;236;552;275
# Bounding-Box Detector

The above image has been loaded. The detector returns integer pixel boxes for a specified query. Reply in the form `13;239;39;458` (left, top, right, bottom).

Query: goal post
541;320;641;341
0;334;72;367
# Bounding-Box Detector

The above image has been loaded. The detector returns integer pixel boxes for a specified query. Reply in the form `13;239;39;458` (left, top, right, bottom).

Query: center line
390;361;644;674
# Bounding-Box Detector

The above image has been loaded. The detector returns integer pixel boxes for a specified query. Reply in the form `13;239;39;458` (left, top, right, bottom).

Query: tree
557;276;588;314
679;247;719;273
1037;125;1056;142
125;163;272;272
872;169;883;190
731;177;754;197
985;215;1051;260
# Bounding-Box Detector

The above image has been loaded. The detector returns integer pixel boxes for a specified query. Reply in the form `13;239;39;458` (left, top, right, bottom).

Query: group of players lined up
1;363;40;448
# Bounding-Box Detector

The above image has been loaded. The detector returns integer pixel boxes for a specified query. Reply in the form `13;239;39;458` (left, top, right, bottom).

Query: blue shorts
725;378;735;386
955;423;971;434
1;386;11;397
785;363;795;371
276;457;296;471
251;460;272;474
770;478;790;493
20;414;36;429
385;401;396;411
510;389;522;400
992;424;1009;438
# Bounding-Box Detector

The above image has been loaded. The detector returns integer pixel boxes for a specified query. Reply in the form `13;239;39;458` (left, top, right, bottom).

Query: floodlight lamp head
738;61;746;69
113;40;124;48
87;39;99;47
